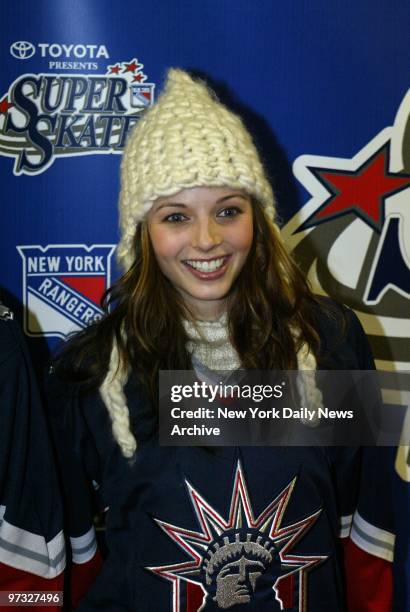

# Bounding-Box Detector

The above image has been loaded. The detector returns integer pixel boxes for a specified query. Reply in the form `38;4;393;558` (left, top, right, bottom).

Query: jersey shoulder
312;297;375;369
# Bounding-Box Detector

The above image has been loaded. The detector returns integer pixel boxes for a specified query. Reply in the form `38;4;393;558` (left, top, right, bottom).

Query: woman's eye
164;213;187;223
218;206;241;218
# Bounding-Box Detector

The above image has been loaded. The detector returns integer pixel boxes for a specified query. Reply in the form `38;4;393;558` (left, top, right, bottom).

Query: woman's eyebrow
154;202;188;211
154;193;248;212
217;194;249;203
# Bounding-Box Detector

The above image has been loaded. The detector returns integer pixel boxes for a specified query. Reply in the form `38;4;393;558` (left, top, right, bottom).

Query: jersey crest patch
148;461;327;611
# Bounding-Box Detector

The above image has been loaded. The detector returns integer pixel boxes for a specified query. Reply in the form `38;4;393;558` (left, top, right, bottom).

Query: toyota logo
10;41;35;59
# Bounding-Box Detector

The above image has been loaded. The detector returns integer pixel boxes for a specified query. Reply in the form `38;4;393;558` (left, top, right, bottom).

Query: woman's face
147;186;253;320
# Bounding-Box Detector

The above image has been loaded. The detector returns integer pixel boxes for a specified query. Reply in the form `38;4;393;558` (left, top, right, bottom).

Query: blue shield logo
17;244;116;339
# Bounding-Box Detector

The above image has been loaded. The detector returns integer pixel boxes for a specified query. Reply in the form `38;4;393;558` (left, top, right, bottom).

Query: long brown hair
54;199;323;405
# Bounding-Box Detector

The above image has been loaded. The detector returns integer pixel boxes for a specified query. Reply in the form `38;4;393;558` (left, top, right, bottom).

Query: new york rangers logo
283;89;410;371
17;244;115;339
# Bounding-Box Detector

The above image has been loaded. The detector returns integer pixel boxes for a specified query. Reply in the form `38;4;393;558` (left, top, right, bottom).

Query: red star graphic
301;146;410;232
0;96;14;114
123;60;139;73
108;64;121;74
132;73;143;82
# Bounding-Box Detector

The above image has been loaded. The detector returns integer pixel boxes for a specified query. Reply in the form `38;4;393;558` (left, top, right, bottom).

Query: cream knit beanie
117;68;276;272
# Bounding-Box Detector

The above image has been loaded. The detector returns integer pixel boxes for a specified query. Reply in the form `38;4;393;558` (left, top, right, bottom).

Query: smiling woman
49;69;394;611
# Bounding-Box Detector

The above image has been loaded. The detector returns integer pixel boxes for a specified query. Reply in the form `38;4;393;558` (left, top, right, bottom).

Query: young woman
50;69;394;611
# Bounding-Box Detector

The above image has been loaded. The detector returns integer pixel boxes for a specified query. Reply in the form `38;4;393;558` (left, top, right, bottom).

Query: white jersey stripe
351;511;395;562
339;514;353;538
0;513;65;578
70;526;97;564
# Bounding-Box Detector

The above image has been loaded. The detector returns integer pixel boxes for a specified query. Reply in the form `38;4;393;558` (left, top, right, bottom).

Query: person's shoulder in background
311;295;375;369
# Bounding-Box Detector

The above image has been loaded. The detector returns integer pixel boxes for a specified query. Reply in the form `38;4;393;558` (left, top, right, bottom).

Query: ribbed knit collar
183;312;241;372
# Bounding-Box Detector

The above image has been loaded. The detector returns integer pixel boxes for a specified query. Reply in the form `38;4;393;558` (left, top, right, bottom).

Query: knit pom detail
99;338;137;458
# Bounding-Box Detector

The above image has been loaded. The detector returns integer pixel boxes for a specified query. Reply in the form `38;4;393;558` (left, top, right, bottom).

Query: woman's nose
191;218;221;251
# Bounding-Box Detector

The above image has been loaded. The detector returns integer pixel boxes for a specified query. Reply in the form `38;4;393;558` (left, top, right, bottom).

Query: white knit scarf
100;316;322;458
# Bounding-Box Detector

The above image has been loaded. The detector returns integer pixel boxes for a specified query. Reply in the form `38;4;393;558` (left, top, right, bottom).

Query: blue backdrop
1;1;409;605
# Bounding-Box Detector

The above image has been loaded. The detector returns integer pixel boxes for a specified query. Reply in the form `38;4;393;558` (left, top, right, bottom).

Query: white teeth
185;257;225;272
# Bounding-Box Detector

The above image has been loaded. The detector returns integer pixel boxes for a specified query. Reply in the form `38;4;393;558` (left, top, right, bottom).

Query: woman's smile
182;254;231;277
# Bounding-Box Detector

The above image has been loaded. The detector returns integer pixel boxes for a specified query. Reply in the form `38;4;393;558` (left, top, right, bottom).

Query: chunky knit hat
117;68;275;272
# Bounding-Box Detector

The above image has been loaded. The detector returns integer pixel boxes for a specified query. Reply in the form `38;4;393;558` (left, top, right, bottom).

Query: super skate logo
0;58;155;175
17;244;115;339
283;89;410;370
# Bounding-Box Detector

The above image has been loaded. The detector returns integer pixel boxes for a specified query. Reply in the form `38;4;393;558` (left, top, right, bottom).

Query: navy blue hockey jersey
48;307;395;611
0;305;65;605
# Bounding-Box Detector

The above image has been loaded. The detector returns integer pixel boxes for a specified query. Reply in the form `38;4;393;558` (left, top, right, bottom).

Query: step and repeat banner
1;0;409;604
